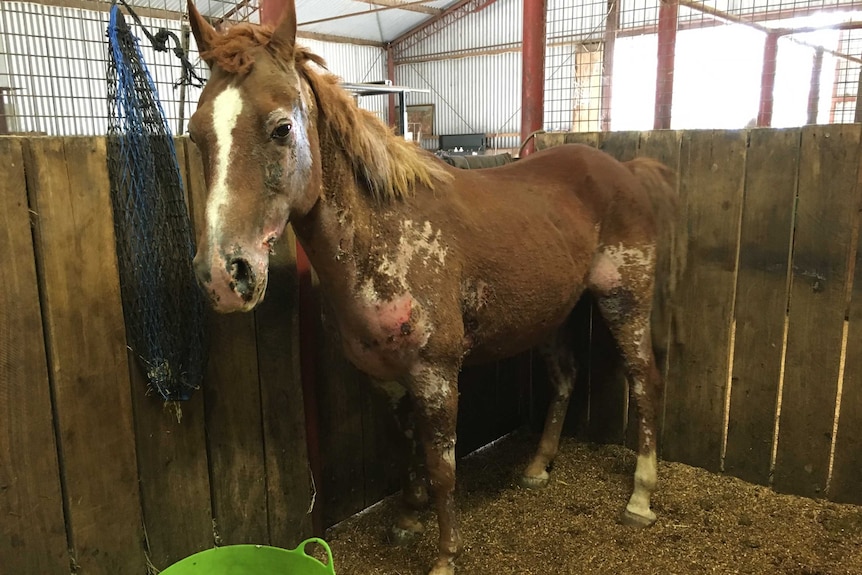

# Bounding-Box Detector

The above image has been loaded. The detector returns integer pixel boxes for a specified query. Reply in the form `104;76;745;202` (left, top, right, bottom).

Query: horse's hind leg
590;243;660;528
521;327;577;489
370;380;429;543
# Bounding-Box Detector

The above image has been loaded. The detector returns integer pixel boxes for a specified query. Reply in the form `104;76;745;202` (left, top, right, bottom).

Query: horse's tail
624;157;686;365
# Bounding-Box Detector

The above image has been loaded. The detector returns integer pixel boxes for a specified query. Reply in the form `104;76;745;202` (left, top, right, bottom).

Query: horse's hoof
619;508;657;528
519;470;550;489
428;559;455;575
390;523;423;545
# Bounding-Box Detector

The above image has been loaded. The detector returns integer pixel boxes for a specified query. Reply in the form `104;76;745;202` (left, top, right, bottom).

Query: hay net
106;5;207;401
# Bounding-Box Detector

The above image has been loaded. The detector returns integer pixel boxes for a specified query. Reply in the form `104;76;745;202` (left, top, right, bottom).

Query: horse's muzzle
194;249;268;313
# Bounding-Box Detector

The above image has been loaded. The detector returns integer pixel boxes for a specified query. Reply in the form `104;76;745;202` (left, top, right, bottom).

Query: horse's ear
188;0;217;66
270;0;297;51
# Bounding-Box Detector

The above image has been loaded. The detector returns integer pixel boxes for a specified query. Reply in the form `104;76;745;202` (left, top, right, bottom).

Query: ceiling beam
351;0;442;16
390;0;499;57
298;30;386;47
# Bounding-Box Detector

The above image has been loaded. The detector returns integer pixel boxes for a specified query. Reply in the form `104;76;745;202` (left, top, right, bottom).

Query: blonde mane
203;23;452;203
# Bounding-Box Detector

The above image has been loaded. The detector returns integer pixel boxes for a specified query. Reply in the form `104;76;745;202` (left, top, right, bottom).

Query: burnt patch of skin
265;161;285;191
598;287;639;323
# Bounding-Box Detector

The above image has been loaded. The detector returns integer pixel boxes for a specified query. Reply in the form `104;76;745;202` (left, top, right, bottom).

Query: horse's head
187;0;318;312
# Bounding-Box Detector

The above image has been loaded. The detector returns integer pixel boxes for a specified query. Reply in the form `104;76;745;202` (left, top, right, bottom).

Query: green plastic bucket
160;538;335;575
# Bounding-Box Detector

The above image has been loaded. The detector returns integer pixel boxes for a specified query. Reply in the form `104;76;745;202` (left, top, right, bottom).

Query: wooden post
600;0;619;132
387;45;397;129
757;32;780;127
520;0;546;156
654;0;678;129
259;0;323;537
809;47;823;124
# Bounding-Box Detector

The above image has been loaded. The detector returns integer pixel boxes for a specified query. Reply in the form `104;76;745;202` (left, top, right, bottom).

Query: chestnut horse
187;2;680;573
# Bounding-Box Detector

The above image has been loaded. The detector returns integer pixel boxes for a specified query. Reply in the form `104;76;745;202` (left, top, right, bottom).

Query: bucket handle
296;537;336;574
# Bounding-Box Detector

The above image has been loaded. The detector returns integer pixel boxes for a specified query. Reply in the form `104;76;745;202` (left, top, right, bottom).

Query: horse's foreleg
369;380;429;543
521;331;577;488
407;364;461;575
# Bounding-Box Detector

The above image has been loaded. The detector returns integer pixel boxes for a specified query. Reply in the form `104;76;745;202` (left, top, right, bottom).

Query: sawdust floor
326;430;862;575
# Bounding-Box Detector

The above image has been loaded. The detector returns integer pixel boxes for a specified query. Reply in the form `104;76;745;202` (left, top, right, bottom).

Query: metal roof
178;0;465;45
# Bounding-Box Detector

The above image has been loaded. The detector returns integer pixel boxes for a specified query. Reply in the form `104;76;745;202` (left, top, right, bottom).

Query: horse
185;2;681;573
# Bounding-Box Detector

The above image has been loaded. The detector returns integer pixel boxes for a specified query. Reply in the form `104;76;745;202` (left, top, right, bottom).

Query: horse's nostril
228;257;255;301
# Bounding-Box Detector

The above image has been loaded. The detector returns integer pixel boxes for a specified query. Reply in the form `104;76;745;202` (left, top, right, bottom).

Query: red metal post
260;0;323;538
808;47;823;124
757;32;780;127
654;0;678;130
520;0;546;156
387;45;397;129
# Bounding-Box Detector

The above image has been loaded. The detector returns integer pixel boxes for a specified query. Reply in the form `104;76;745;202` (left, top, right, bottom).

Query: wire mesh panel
0;0;212;136
542;0;862;132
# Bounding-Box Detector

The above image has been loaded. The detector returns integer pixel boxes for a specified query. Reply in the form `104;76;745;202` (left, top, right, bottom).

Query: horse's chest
339;292;431;380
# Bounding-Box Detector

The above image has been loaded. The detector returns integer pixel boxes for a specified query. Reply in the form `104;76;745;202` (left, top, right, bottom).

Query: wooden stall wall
0;136;311;574
536;126;862;505
0;135;524;573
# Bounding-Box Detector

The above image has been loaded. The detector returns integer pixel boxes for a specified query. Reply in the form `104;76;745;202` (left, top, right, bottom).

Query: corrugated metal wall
394;0;524;151
0;1;386;136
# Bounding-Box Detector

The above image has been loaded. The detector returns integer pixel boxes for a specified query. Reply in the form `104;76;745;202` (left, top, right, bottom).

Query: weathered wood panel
0;138;68;574
25;137;146;573
186;143;269;544
128;138;214;570
830;180;862;503
663;130;746;472
255;227;314;546
724;128;800;485
775;124;861;497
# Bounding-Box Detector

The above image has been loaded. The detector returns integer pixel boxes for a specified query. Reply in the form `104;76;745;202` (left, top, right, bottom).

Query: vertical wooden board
599;131;640;162
361;380;401;508
0;138;68;574
564;132;600;148
638;130;682;169
129;138;213;570
662;130;746;472
775;124;861;498
831;194;862;504
25;137;146;573
724;129;800;485
314;303;367;527
185;143;269;544
457;365;503;456
255;227;314;546
535;132;566;150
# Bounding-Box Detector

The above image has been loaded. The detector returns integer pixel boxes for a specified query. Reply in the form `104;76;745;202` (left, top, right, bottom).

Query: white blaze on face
207;86;244;238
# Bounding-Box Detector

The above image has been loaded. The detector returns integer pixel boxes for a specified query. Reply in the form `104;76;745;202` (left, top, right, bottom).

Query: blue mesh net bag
106;4;207;401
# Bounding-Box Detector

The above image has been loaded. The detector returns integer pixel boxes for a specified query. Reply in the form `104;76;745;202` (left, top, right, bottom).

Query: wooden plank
563;132;600;148
775;124;861;498
599;130;640;162
830;157;862;503
0;138;68;574
254;226;314;546
662;130;746;472
25;137;146;573
724;128;800;485
636;130;681;450
129;138;213;570
315;299;367;527
185;142;269;544
361;380;401;507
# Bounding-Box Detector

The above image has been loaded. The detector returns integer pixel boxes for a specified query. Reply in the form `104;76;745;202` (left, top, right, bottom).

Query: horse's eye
271;122;292;141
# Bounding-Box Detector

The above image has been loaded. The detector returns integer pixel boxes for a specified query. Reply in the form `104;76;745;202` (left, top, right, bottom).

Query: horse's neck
291;126;376;300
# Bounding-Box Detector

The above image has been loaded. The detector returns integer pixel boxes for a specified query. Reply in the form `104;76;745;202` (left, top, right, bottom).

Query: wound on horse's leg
522;331;577;489
409;365;461;575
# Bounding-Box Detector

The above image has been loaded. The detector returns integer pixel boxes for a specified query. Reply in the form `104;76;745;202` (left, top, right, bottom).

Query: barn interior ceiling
107;0;469;45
